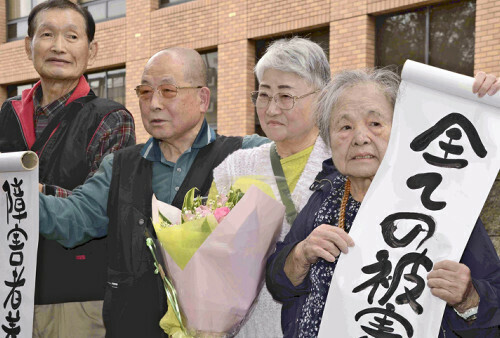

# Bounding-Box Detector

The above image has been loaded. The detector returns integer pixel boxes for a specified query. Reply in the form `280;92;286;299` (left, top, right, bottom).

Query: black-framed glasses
250;90;319;110
135;84;203;100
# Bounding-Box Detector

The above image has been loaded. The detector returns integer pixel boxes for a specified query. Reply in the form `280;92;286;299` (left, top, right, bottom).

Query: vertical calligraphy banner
318;61;500;337
0;151;39;338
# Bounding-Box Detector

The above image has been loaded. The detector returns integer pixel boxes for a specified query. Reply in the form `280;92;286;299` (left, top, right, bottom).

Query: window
201;51;218;130
6;69;125;103
79;0;125;22
6;0;126;40
376;1;475;76
7;82;35;98
159;0;193;8
7;0;44;40
254;28;330;135
87;68;125;105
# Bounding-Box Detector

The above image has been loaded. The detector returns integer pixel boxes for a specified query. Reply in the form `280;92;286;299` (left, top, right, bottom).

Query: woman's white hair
315;68;401;147
254;37;331;89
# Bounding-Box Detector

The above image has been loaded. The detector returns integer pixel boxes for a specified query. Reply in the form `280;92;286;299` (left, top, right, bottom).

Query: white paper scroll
318;60;500;337
0;151;39;338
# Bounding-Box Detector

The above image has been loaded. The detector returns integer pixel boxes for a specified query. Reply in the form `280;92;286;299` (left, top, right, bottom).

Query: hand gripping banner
319;61;500;338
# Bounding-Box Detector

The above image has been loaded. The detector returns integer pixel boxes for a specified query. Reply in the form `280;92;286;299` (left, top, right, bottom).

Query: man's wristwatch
454;306;478;321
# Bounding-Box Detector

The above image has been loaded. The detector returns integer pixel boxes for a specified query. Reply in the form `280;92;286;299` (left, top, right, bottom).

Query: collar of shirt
33;85;74;118
140;119;216;163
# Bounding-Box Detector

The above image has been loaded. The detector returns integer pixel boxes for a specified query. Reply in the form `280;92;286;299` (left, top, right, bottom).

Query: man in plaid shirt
0;0;135;337
32;83;135;197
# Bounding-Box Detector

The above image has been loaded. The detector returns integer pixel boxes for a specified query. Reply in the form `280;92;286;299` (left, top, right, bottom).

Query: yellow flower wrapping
152;178;276;336
153;214;218;270
230;177;275;200
160;307;193;338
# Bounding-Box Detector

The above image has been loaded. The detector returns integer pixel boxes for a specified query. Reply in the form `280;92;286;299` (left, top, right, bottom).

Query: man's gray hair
315;68;401;147
255;37;331;89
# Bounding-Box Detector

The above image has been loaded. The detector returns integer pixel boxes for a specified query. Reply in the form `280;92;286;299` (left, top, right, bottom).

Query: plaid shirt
34;86;135;197
33;87;73;138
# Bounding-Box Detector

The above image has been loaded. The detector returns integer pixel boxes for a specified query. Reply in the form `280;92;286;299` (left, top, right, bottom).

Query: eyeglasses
250;90;319;110
134;84;203;100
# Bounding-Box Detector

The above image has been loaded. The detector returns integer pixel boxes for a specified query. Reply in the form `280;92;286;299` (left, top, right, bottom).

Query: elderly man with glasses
37;47;267;337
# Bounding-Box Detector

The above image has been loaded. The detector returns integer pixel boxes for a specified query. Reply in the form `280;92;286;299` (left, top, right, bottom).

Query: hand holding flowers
146;182;284;337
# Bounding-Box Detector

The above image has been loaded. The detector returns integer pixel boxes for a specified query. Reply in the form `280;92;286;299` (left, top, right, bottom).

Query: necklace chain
338;178;351;230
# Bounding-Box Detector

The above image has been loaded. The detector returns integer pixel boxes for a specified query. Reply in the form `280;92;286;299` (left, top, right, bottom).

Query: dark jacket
266;159;500;338
104;136;243;337
0;77;135;304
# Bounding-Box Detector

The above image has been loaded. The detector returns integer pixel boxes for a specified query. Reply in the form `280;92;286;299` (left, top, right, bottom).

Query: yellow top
208;144;314;199
280;145;313;193
163;145;314;337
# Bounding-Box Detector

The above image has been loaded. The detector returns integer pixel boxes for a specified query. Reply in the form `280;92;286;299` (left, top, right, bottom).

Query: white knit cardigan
212;136;331;338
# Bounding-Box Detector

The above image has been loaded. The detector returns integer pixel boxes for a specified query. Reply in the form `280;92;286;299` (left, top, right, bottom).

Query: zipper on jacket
107;282;119;289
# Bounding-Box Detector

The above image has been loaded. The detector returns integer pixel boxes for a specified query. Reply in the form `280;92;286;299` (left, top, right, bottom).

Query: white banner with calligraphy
318;60;500;337
0;151;39;338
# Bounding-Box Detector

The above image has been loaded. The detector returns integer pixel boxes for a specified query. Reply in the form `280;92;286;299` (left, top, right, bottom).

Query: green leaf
193;195;203;209
158;210;172;225
182;187;199;212
227;187;244;206
200;217;211;233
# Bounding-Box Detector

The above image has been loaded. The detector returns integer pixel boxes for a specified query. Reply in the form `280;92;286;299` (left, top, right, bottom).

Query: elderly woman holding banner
212;37;332;337
266;68;500;337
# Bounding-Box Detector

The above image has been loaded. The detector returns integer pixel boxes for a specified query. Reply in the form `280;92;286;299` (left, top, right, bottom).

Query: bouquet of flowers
145;180;285;337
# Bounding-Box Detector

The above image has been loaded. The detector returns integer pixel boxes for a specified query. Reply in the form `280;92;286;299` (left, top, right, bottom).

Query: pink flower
217;194;228;207
214;207;230;223
195;205;212;217
182;210;195;222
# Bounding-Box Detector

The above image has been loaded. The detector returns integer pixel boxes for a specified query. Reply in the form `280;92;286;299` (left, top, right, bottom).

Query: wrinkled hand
473;71;500;97
285;224;354;286
427;260;479;312
298;224;355;265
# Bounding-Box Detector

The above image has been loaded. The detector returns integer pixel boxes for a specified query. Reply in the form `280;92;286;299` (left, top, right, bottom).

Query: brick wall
0;39;38;85
217;39;255;135
329;15;375;73
150;0;218;53
217;0;247;45
125;0;155;141
0;0;10;101
475;0;500;74
368;0;436;14
0;0;5;45
90;18;126;71
2;0;498;139
247;0;330;39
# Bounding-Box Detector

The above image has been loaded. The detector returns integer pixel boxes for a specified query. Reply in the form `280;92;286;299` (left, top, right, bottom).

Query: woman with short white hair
213;37;332;337
266;68;500;338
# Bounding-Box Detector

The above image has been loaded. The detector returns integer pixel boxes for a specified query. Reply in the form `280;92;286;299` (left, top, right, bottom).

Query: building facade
0;0;499;252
